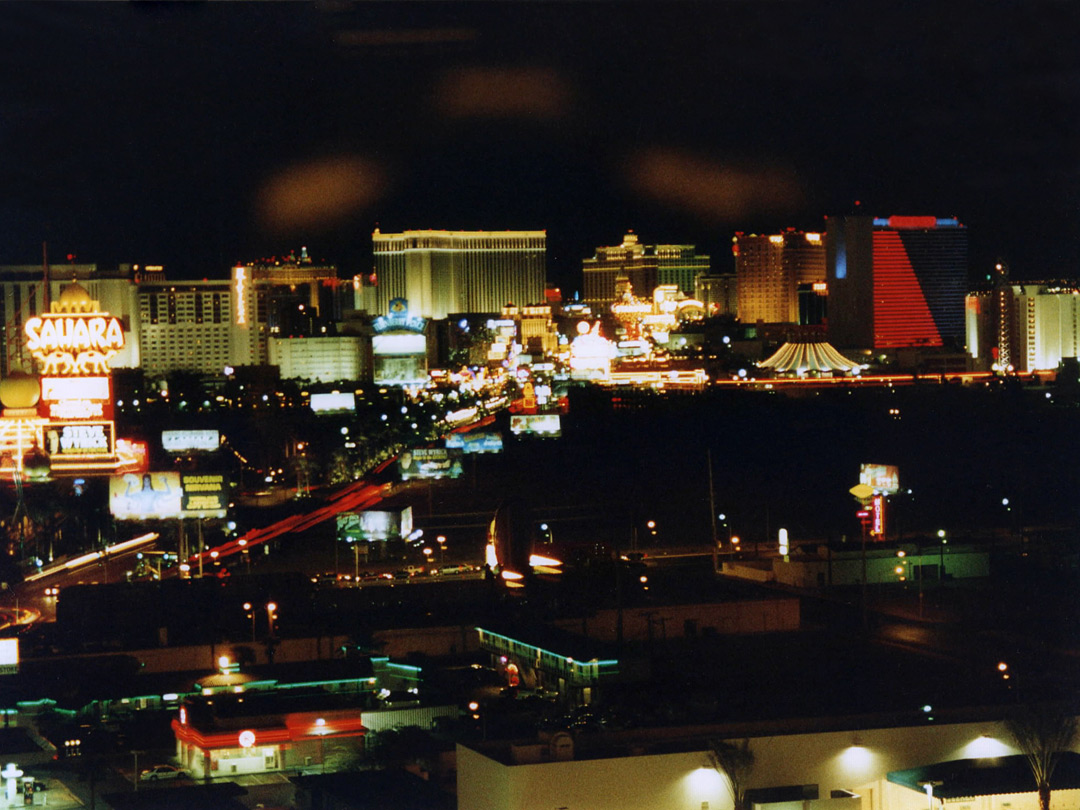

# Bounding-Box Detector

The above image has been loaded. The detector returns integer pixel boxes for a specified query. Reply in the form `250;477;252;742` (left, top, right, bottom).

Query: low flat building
173;691;368;778
456;713;1060;810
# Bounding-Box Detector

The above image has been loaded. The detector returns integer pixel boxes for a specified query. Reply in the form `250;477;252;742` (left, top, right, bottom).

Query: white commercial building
966;283;1080;372
458;716;1069;810
269;336;364;383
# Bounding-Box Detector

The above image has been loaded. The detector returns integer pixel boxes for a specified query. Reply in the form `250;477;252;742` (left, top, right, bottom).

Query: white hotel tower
367;229;547;319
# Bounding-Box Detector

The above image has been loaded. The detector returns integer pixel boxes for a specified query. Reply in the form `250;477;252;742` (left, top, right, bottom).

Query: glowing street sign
871;494;885;536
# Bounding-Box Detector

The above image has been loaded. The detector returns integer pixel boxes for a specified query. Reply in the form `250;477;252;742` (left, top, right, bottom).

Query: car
140;764;184;781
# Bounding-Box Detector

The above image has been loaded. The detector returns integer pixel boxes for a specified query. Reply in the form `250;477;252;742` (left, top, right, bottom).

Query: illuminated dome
0;371;40;409
56;281;96;313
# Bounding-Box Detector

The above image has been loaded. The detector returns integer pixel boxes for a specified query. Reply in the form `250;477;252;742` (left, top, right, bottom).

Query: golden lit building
734;230;825;324
582;233;710;312
367;229;547;320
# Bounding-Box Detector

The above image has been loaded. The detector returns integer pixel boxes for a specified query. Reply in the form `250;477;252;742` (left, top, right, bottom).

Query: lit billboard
374;354;428;386
0;639;18;675
398;448;463;480
110;473;183;519
179;473;229;518
859;464;900;494
45;422;113;457
40;376;112;421
310;392;356;414
446;431;504;454
162;430;220;453
510;413;562;437
110;472;228;520
337;506;414;543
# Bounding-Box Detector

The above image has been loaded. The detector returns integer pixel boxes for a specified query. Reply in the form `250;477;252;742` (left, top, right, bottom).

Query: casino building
966;277;1080;373
734;230;824;325
582;233;710;313
368;229;547;320
825;215;968;350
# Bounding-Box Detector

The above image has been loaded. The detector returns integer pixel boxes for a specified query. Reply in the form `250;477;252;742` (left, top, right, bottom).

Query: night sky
3;2;1079;296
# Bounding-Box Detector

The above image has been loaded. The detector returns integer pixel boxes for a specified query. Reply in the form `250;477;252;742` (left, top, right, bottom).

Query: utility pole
708;449;718;574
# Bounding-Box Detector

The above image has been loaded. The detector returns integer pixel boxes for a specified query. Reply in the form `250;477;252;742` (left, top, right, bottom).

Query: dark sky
3;2;1079;296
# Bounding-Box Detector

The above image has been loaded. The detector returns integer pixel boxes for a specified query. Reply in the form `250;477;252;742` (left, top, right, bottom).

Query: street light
238;539;250;574
422;547;433;572
243;602;255;642
436;535;446;564
266;602;278;637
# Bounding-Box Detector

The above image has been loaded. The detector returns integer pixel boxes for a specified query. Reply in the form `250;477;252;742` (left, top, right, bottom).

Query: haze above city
4;2;1079;292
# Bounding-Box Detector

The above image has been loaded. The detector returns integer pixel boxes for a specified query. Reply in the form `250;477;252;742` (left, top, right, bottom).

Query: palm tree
707;738;755;810
1005;702;1079;810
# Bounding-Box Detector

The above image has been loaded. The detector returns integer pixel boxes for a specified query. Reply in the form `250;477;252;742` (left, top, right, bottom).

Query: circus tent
758;341;862;375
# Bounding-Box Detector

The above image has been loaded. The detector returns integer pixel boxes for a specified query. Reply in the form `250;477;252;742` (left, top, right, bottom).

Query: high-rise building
138;253;342;377
137;279;238;375
582;234;709;312
733;230;825;324
966;275;1080;373
367;229;546;320
826;215;968;349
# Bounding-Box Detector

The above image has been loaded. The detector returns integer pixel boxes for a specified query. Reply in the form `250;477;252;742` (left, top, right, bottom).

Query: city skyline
4;3;1079;295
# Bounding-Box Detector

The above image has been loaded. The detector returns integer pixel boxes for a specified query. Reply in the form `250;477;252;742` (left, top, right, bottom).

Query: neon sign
25;316;124;376
373;298;426;333
234;267;248;325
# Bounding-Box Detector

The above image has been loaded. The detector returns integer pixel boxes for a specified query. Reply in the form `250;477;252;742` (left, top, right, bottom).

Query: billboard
110;472;183;519
40;375;113;421
398;447;463;480
179;473;229;518
510;413;562;437
337;506;414;543
45;422;113;457
162;430;220;453
110;472;228;520
446;431;504;454
0;639;18;675
310;392;356;414
374;354;428;386
859;464;900;494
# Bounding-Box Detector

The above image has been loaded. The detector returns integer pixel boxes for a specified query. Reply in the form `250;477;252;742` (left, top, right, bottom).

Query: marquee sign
373;298;426;334
46;422;113;457
40;376;112;422
3;283;127;475
25;312;124;377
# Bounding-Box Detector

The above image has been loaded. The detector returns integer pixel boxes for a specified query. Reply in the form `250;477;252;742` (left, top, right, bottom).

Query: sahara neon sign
25;315;125;376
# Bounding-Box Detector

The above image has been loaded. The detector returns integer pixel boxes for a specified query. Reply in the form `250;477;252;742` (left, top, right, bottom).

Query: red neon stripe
873;231;941;348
